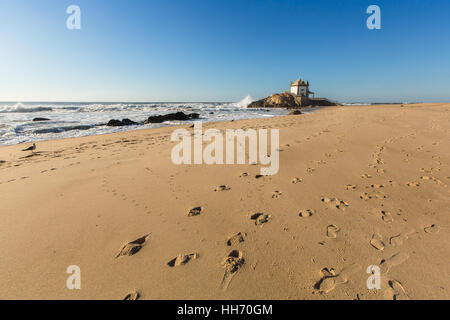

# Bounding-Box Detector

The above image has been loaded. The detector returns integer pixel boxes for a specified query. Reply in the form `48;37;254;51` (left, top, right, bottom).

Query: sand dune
0;103;449;299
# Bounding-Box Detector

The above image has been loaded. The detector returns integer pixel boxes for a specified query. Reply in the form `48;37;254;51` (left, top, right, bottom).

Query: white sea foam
0;102;54;113
225;95;253;109
0;97;287;145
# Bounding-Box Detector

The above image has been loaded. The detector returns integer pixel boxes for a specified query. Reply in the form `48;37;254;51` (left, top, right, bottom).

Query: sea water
0;96;288;146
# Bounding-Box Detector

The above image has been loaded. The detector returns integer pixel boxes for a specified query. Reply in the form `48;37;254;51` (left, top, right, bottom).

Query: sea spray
233;95;254;108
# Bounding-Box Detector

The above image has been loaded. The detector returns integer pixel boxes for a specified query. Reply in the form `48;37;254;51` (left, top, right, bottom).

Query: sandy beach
0;103;449;300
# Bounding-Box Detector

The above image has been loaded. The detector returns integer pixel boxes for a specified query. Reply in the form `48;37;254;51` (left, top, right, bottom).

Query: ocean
0;96;288;146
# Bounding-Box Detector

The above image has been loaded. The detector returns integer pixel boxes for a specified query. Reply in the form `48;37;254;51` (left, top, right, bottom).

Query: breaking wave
0;97;287;145
0;103;53;113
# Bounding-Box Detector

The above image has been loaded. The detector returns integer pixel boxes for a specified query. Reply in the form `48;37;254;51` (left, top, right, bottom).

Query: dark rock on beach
121;118;139;126
289;109;303;115
145;112;199;124
33;117;51;122
107;119;125;127
105;112;199;127
34;125;94;134
107;118;139;127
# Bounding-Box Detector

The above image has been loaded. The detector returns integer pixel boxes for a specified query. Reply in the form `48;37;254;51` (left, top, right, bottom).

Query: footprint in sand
249;213;271;226
381;210;394;223
380;252;409;274
326;224;340;238
188;207;203;217
321;197;349;210
272;190;282;199
214;185;231;192
389;235;403;246
374;193;388;200
306;167;316;174
299;209;315;217
167;253;199;267
360;193;372;200
387;280;408;300
370;234;385;250
292;177;302;184
346;184;356;190
239;172;248;177
319;267;336;278
371;184;384;189
424;224;440;234
361;173;372;179
220;250;245;290
387;180;398;187
424;176;447;187
389;229;416;246
227;232;246;246
407;182;420;187
316;264;361;294
115;233;151;258
123;290;140;300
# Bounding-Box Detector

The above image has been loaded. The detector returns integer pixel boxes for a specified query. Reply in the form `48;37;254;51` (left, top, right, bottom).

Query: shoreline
0;101;287;147
0;104;341;149
3;102;442;148
1;102;449;299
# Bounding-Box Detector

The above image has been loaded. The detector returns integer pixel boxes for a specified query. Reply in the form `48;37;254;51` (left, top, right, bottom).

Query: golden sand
0;103;448;299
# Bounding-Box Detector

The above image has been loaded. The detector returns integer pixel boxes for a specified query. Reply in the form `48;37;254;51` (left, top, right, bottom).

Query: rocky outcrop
248;92;339;108
248;92;299;109
107;118;139;127
145;112;199;124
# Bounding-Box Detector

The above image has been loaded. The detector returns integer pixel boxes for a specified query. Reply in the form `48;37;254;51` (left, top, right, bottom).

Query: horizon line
0;100;438;105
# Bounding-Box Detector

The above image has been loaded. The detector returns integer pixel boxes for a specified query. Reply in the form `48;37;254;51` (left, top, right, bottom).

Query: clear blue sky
1;0;449;102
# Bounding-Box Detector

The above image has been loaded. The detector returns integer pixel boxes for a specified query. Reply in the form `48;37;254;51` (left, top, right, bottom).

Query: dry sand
0;103;449;300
